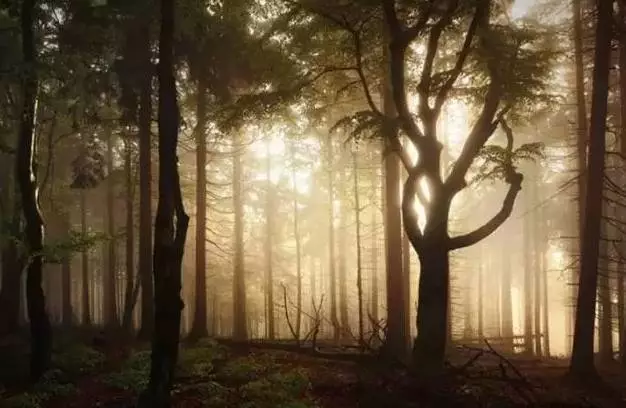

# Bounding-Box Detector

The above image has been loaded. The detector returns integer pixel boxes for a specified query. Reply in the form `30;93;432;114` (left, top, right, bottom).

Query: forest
1;0;626;406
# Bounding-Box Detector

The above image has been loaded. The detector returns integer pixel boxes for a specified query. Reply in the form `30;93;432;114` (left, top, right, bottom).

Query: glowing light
511;0;532;20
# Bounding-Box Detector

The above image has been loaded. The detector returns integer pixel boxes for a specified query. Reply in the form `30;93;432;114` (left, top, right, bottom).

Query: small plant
217;356;267;383
240;369;312;408
52;344;105;376
1;394;41;408
102;350;151;392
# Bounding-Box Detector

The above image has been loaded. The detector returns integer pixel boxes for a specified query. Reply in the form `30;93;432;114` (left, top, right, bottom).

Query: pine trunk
105;129;118;328
190;76;208;339
80;189;91;325
353;149;364;345
138;21;154;340
327;135;339;342
570;0;612;378
138;0;190;403
122;137;138;332
232;131;247;341
18;0;52;381
265;146;275;339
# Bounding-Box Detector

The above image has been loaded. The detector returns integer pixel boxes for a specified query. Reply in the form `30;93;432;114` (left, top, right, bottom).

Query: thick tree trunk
570;0;612;379
598;211;613;363
122;137;138;332
105;129;118;328
18;0;52;381
571;0;589;355
402;230;411;347
413;239;449;372
190;76;208;339
478;245;484;338
532;179;542;357
616;0;626;366
80;189;91;326
138;21;154;340
540;204;551;356
138;0;189;404
370;175;379;338
0;206;22;335
265;145;275;339
232;131;247;341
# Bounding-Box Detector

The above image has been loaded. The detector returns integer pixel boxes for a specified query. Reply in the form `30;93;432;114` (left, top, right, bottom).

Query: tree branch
448;119;522;250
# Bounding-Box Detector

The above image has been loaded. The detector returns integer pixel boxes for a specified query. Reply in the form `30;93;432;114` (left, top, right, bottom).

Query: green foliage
177;344;225;378
51;344;105;376
471;142;544;185
240;369;312;408
32;370;77;400
1;393;42;408
217;356;270;383
102;350;151;392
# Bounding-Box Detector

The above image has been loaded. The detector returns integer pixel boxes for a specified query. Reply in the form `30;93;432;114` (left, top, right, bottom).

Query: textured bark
138;0;189;404
570;0;612;378
523;192;533;354
571;0;589;354
598;207;613;363
232;131;247;341
0;195;22;335
190;76;208;339
532;180;542;357
370;167;379;337
619;0;626;367
18;0;52;381
138;20;154;340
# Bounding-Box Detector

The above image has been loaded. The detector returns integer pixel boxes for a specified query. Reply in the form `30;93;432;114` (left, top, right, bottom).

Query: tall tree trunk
532;179;542;357
618;0;626;366
370;169;379;339
523;192;533;355
353;149;364;345
570;0;612;378
18;0;51;381
0;190;22;335
265;143;275;339
598;206;613;363
61;211;72;326
291;144;303;340
540;204;551;356
122;137;138;332
382;63;406;360
338;155;349;339
105;129;118;328
327;135;339;342
571;0;589;354
80;189;91;325
138;22;154;340
190;76;208;339
402;230;411;347
232;131;247;341
501;240;513;348
478;245;484;338
138;0;190;403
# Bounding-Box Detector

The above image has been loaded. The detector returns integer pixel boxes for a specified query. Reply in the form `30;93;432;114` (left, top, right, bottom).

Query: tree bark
619;0;626;367
338;154;349;339
190;76;208;339
0;192;22;335
61;211;73;326
138;0;189;403
232;131;247;341
571;0;589;355
523;192;533;354
138;21;154;340
598;207;613;363
18;0;52;381
501;239;513;349
569;0;612;379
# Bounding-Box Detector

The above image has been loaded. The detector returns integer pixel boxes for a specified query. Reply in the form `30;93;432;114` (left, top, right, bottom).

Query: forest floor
1;329;626;407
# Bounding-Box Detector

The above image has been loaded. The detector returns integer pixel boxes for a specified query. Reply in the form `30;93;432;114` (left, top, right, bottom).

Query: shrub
102;350;151;392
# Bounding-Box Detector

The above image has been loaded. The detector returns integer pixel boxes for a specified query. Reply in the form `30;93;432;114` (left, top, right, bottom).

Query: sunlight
511;0;532;20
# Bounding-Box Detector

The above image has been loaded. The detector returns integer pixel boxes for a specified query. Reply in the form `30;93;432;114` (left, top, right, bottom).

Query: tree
232;131;247;341
189;74;209;339
139;0;189;404
569;0;613;380
17;0;52;381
